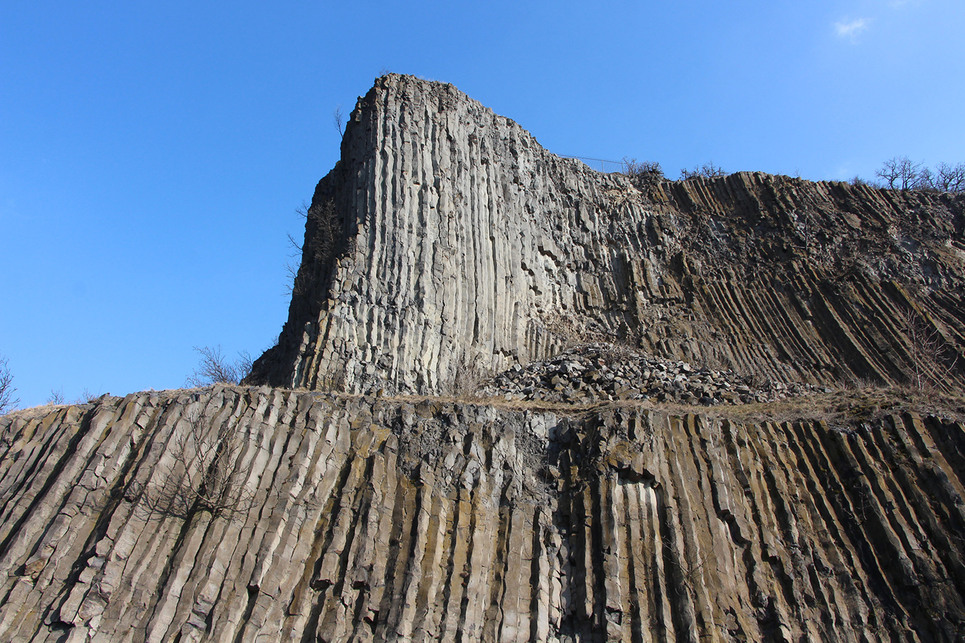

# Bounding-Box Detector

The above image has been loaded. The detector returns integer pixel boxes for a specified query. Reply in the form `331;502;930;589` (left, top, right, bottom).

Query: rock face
3;388;965;641
3;74;965;642
249;74;965;396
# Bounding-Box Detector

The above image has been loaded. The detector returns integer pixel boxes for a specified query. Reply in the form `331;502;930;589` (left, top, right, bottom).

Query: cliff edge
2;75;965;642
249;74;965;396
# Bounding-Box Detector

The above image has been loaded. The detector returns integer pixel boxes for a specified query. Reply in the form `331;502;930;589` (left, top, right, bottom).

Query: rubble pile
482;343;817;405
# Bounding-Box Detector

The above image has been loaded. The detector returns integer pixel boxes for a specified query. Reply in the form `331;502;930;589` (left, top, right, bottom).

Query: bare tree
876;156;929;190
935;162;965;193
187;346;251;387
0;355;17;415
899;308;959;392
876;157;906;189
680;162;727;180
135;414;253;519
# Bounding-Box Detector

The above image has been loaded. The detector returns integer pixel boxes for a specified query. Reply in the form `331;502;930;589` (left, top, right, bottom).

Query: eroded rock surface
3;75;965;642
249;74;965;396
2;388;965;641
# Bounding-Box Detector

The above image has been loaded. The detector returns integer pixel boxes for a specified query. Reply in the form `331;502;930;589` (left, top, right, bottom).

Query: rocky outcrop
249;74;965;396
2;388;965;641
3;75;965;642
481;343;820;406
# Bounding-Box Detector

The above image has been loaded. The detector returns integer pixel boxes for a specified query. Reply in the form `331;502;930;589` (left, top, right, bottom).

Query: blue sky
2;1;963;408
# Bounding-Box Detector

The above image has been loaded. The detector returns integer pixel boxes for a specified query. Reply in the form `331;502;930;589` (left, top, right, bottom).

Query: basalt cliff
2;75;965;642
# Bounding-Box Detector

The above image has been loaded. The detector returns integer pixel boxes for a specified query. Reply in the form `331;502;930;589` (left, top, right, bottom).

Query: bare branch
935;162;965;193
187;346;250;387
77;388;100;404
876;156;928;190
622;157;664;189
333;105;344;137
133;413;254;519
680;162;727;180
236;351;253;382
0;356;18;415
287;232;303;253
899;308;960;392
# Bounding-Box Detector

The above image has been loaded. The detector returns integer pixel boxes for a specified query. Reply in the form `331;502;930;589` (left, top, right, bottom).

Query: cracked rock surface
249;74;965;397
2;387;965;641
2;74;965;642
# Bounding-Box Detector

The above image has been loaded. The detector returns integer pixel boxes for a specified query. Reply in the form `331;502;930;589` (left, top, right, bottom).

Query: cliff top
246;74;964;397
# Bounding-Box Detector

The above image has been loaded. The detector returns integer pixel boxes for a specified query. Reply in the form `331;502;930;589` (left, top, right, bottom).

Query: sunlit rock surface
2;75;965;641
250;74;964;396
2;387;965;640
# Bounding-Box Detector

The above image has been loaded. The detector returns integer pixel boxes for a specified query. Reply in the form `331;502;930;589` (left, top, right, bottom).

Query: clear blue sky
2;1;963;408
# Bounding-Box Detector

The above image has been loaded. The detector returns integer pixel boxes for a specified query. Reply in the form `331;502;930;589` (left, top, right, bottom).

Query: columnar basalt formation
249;74;965;396
2;388;965;641
2;75;965;642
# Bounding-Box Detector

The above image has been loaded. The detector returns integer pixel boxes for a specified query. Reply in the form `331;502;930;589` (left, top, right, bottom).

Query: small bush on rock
0;355;17;415
680;162;727;180
622;158;664;189
134;414;253;520
187;346;253;387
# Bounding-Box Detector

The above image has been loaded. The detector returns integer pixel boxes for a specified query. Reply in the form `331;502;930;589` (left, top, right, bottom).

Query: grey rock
248;74;965;397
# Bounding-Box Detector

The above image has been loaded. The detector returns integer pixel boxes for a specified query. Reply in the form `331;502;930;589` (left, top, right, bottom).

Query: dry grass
387;384;965;426
13;381;960;432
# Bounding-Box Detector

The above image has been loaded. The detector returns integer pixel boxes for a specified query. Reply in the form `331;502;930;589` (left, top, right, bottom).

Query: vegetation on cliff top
621;154;965;193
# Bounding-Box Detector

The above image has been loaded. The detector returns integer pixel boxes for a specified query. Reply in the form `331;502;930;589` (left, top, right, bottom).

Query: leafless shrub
187;346;252;387
47;389;66;405
135;414;254;519
540;311;622;350
286;200;342;298
0;355;17;415
900;308;959;392
598;343;640;366
312;200;341;259
287;232;303;253
664;541;705;598
622;157;664;189
77;388;100;404
236;351;253;381
680;162;727;180
450;351;491;398
283;202;311;295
